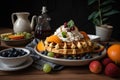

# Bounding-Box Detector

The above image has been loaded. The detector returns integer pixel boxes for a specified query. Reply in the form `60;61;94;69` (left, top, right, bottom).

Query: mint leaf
62;32;67;38
103;10;120;16
67;20;74;28
88;0;97;5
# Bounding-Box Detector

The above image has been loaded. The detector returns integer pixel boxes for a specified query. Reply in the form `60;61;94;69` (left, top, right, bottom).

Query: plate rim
34;44;106;66
88;34;100;41
0;56;33;71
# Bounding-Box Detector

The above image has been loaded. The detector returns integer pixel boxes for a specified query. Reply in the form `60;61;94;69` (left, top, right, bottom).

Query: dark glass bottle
34;6;51;40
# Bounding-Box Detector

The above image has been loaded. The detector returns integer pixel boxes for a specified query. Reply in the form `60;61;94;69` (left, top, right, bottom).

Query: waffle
44;39;95;55
41;20;103;55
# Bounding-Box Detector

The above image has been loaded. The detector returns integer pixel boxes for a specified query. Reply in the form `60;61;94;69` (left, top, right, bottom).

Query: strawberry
64;22;67;28
104;63;120;77
102;57;113;66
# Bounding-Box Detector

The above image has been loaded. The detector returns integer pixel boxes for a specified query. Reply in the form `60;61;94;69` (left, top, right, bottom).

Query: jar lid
42;6;47;14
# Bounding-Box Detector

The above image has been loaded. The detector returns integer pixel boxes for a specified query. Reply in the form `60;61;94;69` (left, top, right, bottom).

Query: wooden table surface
0;27;120;80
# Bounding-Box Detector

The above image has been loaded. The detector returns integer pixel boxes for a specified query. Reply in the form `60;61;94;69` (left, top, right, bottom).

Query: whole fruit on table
43;63;52;73
104;63;120;77
89;60;102;74
107;44;120;64
102;57;113;66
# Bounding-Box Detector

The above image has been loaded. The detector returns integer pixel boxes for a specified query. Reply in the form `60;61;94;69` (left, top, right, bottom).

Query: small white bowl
0;48;30;67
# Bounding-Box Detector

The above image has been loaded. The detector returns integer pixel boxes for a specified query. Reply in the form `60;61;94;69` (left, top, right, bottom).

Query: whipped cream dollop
54;25;84;42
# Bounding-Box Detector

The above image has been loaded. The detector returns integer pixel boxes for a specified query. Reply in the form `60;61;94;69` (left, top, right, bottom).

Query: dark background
0;0;120;40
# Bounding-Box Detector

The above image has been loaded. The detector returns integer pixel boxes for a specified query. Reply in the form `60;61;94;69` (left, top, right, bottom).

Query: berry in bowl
0;48;30;67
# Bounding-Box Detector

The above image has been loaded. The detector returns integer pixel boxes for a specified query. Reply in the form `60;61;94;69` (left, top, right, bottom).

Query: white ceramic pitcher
11;12;36;33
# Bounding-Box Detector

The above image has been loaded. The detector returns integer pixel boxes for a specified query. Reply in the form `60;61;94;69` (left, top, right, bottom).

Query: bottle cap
42;6;47;14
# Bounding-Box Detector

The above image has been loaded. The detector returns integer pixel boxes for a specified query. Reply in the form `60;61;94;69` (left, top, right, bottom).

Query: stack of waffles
44;20;97;55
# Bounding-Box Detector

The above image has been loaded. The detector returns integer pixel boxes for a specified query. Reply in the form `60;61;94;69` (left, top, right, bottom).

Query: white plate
0;57;33;71
88;34;100;41
34;46;106;66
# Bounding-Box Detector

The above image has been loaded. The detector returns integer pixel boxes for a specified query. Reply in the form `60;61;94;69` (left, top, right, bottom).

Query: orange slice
93;45;104;52
8;35;24;40
80;31;90;39
37;40;46;52
46;35;62;43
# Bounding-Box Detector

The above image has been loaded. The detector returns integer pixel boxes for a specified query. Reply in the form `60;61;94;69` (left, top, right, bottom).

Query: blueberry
87;55;93;59
43;51;48;55
55;54;62;58
12;48;16;52
8;52;13;57
35;39;39;44
83;54;89;59
81;56;86;60
73;56;77;60
77;56;81;59
1;52;9;57
41;51;45;54
13;52;19;57
63;55;67;59
17;50;25;56
105;43;111;49
98;52;102;56
67;56;73;60
17;51;22;56
20;49;24;52
0;48;28;57
21;52;27;56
